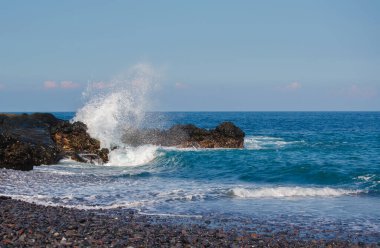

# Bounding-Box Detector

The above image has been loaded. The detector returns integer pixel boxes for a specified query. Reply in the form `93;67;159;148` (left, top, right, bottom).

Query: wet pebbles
0;196;377;247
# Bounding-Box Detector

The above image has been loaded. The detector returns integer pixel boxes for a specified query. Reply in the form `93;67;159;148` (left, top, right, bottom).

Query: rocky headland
0;113;245;171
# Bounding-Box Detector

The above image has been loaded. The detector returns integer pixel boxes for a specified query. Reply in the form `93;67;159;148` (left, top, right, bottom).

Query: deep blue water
1;111;380;241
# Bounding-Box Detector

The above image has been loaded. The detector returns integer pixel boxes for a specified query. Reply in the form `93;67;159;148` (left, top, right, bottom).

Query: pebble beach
1;196;377;247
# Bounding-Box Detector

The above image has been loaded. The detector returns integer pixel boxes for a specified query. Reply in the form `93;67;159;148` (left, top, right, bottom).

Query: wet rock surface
0;113;108;170
0;197;375;248
123;121;245;148
0;114;62;171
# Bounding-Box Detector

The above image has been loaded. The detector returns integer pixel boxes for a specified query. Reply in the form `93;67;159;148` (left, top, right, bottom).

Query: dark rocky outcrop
0;113;108;171
51;121;109;164
0;113;243;171
0;114;61;171
122;122;245;148
0;132;60;171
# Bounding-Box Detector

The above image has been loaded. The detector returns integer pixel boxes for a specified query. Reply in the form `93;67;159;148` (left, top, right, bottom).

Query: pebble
18;233;26;242
60;237;67;244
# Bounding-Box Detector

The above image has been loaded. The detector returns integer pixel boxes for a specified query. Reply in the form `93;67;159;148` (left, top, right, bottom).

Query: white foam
357;175;375;182
156;189;208;202
162;146;235;152
231;186;362;198
138;212;203;219
1;193;153;210
244;136;302;150
36;170;76;175
107;145;160;167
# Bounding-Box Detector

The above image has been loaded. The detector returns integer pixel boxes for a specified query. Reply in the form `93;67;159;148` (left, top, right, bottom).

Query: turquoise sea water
1;112;380;241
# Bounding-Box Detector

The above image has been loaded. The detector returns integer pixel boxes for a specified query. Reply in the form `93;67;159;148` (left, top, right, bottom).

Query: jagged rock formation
0;113;108;171
51;121;109;164
122;122;245;148
0;113;244;171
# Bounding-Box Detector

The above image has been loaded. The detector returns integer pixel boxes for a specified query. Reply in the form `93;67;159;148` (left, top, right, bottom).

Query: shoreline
1;196;376;247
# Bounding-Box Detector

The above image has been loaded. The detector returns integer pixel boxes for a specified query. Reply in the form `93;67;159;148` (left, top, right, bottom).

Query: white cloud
286;81;301;90
60;81;79;89
43;80;81;90
44;80;58;89
174;82;189;89
342;84;377;98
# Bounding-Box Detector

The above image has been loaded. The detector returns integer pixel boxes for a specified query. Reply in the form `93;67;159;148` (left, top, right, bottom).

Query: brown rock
51;121;109;163
0;113;108;171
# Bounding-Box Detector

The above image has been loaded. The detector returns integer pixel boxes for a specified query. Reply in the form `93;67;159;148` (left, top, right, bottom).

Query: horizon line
2;110;380;113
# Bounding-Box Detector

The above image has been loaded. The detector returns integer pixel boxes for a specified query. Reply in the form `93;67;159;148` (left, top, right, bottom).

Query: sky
0;0;379;111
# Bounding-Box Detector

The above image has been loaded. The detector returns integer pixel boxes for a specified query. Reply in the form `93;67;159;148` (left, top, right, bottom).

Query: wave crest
74;63;160;148
231;186;362;198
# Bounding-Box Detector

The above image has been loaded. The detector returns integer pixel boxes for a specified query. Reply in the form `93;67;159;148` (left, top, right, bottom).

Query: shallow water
1;112;380;241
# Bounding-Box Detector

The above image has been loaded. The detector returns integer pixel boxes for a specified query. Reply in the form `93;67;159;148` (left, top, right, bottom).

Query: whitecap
106;145;161;167
357;175;375;182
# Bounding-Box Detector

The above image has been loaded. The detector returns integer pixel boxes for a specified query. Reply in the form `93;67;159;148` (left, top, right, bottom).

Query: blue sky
0;0;379;111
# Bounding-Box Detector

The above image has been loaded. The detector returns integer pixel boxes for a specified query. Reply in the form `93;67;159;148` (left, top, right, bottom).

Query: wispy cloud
90;81;112;89
60;81;80;89
341;84;377;98
0;83;5;90
174;82;189;89
44;80;58;89
286;81;301;90
44;80;81;90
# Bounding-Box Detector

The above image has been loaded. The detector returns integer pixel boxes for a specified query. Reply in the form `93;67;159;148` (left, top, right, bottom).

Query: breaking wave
107;145;161;167
74;63;161;166
74;63;160;149
0;193;152;210
244;136;303;150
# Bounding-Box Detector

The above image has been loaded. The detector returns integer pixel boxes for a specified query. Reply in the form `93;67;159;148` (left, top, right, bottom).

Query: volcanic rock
51;121;109;163
0;113;108;171
0;113;62;170
122;121;245;148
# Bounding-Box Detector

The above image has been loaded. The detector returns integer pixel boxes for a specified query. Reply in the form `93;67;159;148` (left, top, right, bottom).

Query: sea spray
74;63;161;166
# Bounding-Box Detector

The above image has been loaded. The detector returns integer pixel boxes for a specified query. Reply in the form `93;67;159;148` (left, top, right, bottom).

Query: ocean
1;111;379;241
